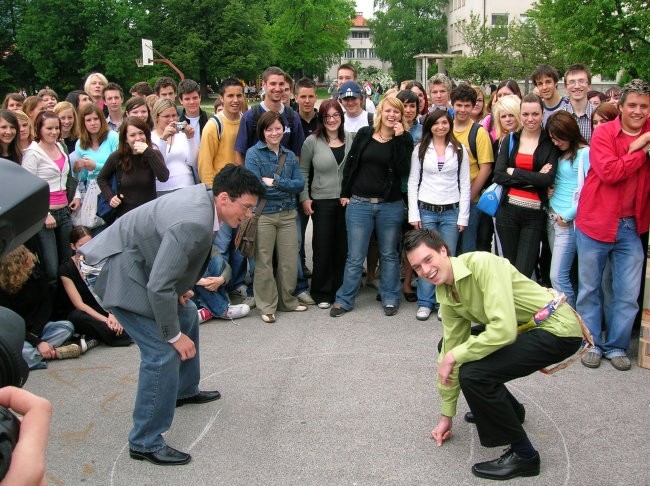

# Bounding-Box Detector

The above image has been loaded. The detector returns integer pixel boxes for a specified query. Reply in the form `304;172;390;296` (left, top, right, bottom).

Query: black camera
0;158;49;480
0;406;20;480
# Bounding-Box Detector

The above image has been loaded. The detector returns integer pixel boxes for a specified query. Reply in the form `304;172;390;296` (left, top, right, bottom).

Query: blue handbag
477;134;514;216
96;167;120;225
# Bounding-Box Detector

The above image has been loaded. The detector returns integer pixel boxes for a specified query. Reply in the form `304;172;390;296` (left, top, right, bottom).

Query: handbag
96;166;121;226
234;153;287;258
477;182;504;216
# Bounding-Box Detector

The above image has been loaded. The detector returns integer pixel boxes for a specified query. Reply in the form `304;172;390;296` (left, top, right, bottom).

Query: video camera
0;158;49;479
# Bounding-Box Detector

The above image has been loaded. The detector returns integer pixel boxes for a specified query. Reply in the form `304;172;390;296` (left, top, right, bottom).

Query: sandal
261;314;276;323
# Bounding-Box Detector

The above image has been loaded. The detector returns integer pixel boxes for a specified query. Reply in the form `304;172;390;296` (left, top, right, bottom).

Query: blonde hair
152;98;176;128
492;95;523;140
0;245;36;294
472;85;486;119
373;97;407;133
83;73;108;96
53;101;79;139
13;110;34;141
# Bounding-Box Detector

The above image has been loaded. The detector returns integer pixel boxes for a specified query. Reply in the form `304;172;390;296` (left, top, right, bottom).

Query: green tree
0;0;34;93
265;0;355;78
369;0;447;82
529;0;650;80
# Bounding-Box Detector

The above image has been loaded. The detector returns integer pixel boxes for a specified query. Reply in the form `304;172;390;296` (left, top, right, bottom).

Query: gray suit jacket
79;184;215;339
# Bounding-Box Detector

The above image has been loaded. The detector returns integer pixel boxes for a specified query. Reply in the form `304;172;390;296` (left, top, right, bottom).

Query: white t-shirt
345;110;370;132
186;115;201;145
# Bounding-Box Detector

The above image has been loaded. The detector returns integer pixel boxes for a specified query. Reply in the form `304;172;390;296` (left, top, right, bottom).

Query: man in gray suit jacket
79;164;265;465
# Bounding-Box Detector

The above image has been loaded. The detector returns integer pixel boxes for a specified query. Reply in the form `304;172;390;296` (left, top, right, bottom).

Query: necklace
377;132;393;143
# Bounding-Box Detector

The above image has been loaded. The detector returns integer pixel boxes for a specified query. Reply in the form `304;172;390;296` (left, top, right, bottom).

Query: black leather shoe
176;390;221;407
464;404;526;424
129;445;191;466
472;448;540;480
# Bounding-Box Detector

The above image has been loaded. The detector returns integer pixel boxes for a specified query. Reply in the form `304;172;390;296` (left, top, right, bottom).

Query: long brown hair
313;99;345;141
78;103;110;149
418;109;461;163
0;245;36;294
0;109;22;163
117;117;153;172
546;111;587;162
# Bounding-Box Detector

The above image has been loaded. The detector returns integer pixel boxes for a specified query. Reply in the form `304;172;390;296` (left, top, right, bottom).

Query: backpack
251;104;296;146
208;112;225;141
417;144;465;193
467;122;480;161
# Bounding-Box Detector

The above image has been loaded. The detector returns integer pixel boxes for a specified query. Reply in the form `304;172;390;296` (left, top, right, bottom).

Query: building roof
352;13;367;27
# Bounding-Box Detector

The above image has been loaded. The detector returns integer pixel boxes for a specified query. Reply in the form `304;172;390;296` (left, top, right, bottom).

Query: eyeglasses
324;113;341;120
567;79;589;87
230;198;256;215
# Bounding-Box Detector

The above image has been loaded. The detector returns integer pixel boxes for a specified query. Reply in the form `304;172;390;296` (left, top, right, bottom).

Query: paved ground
23;228;650;486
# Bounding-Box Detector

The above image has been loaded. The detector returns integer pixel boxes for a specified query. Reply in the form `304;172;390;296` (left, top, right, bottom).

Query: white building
325;13;391;81
447;0;534;55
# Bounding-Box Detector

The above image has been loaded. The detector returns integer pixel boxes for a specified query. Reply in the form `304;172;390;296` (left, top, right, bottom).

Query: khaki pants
254;209;299;314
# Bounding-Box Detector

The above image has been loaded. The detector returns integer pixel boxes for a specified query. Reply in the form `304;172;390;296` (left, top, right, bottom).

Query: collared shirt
436;253;583;417
561;100;594;142
106;115;122;132
575;116;650;242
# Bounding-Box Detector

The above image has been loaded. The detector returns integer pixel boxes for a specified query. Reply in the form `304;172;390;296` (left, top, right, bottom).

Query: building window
351;31;370;39
368;49;376;59
345;49;355;59
491;13;509;38
356;48;367;59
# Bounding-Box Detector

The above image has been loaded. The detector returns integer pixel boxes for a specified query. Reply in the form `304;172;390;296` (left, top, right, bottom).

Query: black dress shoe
464;404;526;424
129;445;191;466
176;390;221;407
472;448;540;480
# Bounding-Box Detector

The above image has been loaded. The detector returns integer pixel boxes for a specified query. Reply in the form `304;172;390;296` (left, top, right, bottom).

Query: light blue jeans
111;301;201;452
417;207;459;309
547;218;577;308
194;254;230;318
335;198;404;310
22;320;75;370
576;218;643;358
458;202;479;254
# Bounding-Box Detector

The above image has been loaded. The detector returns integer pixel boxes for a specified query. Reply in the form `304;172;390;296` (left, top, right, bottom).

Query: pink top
50;153;68;205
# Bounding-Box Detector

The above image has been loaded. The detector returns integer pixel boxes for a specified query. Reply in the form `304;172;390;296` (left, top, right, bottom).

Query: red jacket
576;116;650;242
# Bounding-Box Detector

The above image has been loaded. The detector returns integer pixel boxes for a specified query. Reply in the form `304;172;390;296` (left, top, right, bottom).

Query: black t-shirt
330;145;346;166
350;138;392;198
57;258;106;317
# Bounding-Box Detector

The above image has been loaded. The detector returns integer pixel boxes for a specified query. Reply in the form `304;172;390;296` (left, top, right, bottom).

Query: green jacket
436;252;583;417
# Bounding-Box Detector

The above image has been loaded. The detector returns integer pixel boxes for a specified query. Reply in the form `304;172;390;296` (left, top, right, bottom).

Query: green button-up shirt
436;252;583;417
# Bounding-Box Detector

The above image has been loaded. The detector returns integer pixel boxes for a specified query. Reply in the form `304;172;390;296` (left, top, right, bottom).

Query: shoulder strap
456;145;463;192
275;152;288;175
209;114;223;141
284;106;295;145
508;133;515;158
251;104;262;140
468;122;480;161
367;112;374;126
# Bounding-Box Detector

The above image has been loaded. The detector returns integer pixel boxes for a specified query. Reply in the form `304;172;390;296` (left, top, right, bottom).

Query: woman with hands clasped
58;226;132;347
408;109;470;321
151;98;197;196
299;99;355;308
493;93;558;278
330;97;413;318
97;117;168;219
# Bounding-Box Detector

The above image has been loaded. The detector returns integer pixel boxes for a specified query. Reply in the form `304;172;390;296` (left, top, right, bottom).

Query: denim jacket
245;141;305;214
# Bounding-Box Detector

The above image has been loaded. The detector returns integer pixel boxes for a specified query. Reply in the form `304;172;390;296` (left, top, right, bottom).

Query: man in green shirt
404;229;583;480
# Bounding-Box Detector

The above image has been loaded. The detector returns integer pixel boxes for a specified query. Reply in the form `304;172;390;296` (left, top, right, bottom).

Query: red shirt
576;116;650;242
509;153;541;201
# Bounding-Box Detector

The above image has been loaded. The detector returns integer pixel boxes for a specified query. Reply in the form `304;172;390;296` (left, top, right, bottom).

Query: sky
356;0;375;18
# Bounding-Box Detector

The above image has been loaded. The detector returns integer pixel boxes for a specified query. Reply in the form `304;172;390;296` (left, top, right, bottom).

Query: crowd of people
0;62;648;477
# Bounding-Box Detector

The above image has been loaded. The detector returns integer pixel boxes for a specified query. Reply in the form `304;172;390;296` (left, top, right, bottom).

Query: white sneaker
437;308;442;321
296;291;316;305
242;296;256;309
416;306;432;321
220;304;250;320
228;285;248;300
318;302;331;309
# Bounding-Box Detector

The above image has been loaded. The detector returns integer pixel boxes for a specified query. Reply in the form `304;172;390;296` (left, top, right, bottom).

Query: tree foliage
266;0;355;78
529;0;650;80
369;0;447;82
0;0;34;93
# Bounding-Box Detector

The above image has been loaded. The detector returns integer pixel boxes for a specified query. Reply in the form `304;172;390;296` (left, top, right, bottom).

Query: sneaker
330;305;348;317
73;336;100;353
296;291;316;305
198;307;213;323
581;350;601;368
302;266;312;278
609;355;631;371
242;295;256;309
220;304;250;320
416;307;432;321
318;302;331;309
84;339;100;352
383;305;398;316
55;344;81;360
293;304;308;312
228;285;249;303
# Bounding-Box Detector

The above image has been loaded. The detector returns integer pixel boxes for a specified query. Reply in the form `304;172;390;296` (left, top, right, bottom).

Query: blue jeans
335;198;403;310
458;202;479;254
214;222;248;294
111;301;201;452
417;207;459;309
547;219;577;308
194;254;230;318
576;219;643;358
38;206;73;287
22;320;75;370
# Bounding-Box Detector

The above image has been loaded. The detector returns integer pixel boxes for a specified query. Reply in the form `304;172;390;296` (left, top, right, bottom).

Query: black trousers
459;329;581;447
310;199;347;303
67;309;132;346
